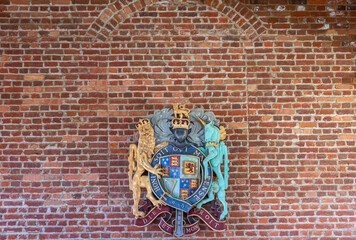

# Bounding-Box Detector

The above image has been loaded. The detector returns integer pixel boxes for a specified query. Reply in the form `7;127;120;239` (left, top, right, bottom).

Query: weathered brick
23;175;42;181
340;135;356;140
0;0;355;239
24;75;44;81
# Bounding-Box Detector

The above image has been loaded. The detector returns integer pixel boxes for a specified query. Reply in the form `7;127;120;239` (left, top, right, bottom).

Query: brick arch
87;0;267;42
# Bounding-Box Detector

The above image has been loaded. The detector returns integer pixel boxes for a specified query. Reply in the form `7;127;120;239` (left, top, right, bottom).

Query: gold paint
197;117;206;126
183;161;197;176
128;118;164;218
206;142;220;147
172;103;190;129
219;126;226;141
163;179;177;195
170;156;179;167
180;189;189;198
154;141;169;153
159;192;168;201
173;103;190;120
190;179;198;188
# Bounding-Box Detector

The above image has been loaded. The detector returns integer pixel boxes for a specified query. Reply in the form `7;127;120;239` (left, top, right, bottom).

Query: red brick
63;175;81;180
0;0;355;239
340;135;356;140
62;136;82;142
24;75;44;80
337;97;355;102
300;122;317;128
23;175;42;181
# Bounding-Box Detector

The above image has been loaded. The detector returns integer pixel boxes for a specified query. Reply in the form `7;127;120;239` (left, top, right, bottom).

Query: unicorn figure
196;119;229;220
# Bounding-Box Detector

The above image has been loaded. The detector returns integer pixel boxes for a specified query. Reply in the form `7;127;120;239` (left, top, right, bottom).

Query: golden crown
172;118;190;129
171;103;190;129
136;118;150;129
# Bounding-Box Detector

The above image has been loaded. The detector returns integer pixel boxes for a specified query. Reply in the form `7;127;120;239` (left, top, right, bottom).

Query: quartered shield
149;144;212;212
161;155;200;199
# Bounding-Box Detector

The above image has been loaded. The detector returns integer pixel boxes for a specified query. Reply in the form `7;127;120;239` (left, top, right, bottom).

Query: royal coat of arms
128;104;229;236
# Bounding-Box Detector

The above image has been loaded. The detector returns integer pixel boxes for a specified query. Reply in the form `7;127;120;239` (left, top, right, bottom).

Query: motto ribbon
135;205;172;227
135;205;225;235
188;207;226;232
159;215;201;236
135;205;200;236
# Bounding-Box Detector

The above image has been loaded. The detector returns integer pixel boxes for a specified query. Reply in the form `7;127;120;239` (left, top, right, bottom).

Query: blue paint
149;144;212;212
174;209;184;237
197;122;230;220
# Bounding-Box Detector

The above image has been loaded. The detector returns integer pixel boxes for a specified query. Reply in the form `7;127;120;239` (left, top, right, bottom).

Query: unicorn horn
197;117;206;126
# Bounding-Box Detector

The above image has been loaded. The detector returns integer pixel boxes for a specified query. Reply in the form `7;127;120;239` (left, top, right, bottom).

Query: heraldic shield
149;144;213;236
127;104;229;237
150;144;212;211
160;154;200;200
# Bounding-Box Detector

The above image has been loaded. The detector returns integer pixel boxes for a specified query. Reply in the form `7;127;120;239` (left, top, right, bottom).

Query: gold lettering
159;192;168;201
185;225;198;234
151;178;160;192
194;150;201;156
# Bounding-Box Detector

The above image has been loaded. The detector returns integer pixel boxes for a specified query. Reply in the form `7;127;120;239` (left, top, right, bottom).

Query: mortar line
244;43;252;209
107;45;111;207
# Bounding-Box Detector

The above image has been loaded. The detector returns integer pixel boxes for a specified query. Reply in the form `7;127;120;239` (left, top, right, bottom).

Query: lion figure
128;119;164;218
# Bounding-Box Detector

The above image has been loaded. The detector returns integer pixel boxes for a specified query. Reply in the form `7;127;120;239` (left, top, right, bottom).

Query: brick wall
0;0;355;239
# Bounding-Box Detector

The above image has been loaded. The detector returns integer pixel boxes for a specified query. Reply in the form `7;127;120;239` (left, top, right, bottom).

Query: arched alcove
105;1;250;236
86;0;266;42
